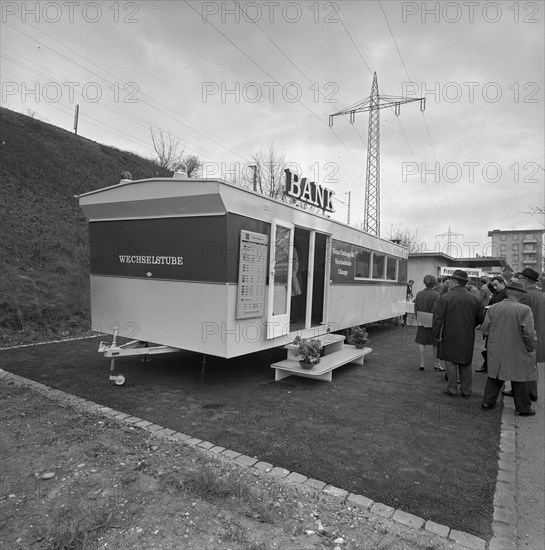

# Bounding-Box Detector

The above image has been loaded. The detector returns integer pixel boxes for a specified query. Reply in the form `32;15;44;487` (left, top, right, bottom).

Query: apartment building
487;229;544;276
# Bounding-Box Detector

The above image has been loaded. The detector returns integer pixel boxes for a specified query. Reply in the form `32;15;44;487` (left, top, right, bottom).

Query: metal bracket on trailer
98;328;181;385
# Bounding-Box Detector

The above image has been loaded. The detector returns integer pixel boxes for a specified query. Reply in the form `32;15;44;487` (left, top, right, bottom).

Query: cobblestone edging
0;369;487;549
488;397;518;550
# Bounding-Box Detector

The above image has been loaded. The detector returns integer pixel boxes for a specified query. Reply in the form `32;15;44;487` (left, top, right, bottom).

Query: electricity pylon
436;226;464;256
329;72;425;236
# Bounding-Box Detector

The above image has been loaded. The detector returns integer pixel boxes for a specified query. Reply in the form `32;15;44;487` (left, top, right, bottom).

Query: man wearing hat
481;280;538;416
517;268;544;401
433;270;485;397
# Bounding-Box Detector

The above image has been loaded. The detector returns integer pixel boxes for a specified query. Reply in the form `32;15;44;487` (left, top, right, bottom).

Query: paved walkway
488;362;544;550
513;364;544;549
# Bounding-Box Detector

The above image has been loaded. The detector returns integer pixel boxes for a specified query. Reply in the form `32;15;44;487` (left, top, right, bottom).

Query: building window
511;243;519;251
500;234;507;241
386;257;398;280
500;244;507;251
372;253;386;279
512;234;519;241
355;249;371;278
525;234;534;239
512;254;519;261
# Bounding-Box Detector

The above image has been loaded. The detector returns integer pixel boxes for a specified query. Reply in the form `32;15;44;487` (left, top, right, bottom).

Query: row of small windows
500;233;536;241
354;248;398;281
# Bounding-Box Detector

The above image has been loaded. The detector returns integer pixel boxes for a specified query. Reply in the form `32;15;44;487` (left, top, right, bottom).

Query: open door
266;220;294;339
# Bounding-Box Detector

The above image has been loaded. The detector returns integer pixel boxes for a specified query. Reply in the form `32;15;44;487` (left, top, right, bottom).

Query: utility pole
329;72;425;237
345;191;351;225
73;104;79;134
249;164;257;192
436;226;464;256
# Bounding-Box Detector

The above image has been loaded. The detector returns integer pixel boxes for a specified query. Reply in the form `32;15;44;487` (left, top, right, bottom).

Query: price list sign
236;231;269;319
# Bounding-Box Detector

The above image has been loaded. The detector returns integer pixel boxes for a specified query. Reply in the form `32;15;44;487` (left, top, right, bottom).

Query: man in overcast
481;280;538;416
433;270;485;398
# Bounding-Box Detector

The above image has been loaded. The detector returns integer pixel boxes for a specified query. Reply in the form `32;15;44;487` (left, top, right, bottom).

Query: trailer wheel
113;375;125;386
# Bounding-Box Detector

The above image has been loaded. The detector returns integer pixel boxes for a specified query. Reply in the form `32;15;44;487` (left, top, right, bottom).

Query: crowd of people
411;268;543;417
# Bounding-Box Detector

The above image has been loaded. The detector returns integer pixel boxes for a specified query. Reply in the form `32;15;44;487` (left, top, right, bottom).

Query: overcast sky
2;0;544;256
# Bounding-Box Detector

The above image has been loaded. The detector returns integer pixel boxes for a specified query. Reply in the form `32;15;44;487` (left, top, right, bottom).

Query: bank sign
284;169;334;212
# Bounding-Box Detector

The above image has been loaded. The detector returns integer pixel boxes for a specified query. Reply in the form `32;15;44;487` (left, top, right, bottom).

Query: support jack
98;327;180;386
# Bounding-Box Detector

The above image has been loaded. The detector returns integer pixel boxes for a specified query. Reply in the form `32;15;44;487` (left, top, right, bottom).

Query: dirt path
0;372;468;550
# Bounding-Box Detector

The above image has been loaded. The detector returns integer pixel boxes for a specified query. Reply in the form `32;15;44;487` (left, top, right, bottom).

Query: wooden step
285;333;345;360
271;346;372;382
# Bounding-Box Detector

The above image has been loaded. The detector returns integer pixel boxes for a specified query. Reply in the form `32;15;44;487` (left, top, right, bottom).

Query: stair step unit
272;333;372;382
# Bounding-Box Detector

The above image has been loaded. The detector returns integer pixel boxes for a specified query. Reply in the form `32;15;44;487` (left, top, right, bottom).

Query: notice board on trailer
236;230;268;319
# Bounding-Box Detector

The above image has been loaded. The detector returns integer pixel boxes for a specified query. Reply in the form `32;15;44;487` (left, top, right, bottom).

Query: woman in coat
414;275;443;371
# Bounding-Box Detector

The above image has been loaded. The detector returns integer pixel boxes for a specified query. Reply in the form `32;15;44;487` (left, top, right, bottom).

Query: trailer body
79;175;408;358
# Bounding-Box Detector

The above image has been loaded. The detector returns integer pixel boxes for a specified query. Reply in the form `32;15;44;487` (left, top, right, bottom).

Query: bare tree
247;144;287;199
183;154;201;178
150;127;201;176
519;205;545;226
387;224;421;252
150;127;185;171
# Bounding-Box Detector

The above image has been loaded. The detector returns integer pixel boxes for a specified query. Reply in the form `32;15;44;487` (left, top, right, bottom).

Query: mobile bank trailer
79;174;408;383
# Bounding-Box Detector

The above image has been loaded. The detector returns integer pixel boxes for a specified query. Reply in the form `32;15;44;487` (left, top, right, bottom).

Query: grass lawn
0;323;500;540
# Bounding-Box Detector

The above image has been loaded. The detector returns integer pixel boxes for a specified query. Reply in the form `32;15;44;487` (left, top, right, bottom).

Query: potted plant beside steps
347;326;369;349
292;336;322;369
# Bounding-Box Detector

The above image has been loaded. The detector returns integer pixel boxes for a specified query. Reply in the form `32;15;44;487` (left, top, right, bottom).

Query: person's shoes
443;390;457;397
517;410;536;417
434;365;446;372
459;393;471;399
530;396;538;402
482;403;495;410
419;365;424;371
475;367;487;373
501;390;514;397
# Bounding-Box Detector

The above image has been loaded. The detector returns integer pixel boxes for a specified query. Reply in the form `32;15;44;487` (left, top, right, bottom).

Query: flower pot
299;360;315;369
355;343;365;349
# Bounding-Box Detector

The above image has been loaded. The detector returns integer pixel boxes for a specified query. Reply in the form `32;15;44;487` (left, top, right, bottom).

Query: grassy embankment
0;107;171;346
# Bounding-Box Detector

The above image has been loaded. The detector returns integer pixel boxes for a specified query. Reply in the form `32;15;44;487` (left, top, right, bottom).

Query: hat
447;270;469;283
515;268;540;282
505;280;527;293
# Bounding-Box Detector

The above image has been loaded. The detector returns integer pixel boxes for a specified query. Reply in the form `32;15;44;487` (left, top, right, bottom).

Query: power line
4;22;251;165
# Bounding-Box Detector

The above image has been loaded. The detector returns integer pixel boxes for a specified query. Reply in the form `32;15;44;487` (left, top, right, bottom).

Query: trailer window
372;253;386;279
386;257;398;280
355;249;371;278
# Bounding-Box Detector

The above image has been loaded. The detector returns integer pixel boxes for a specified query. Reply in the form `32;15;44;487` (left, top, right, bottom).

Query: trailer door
266;219;294;339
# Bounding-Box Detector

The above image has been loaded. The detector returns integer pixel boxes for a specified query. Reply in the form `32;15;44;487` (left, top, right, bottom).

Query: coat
414;288;439;345
433;286;485;364
482;298;537;381
520;284;545;362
